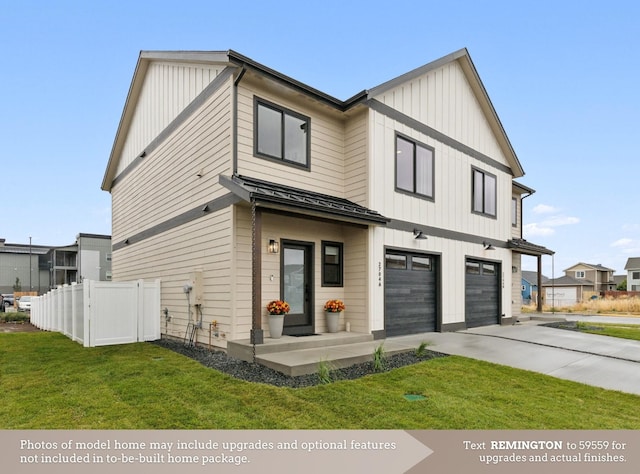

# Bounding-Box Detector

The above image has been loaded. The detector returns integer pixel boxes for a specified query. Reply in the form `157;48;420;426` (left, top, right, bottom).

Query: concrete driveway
395;317;640;396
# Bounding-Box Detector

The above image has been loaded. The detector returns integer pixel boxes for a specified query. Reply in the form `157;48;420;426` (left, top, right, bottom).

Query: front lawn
576;321;640;341
1;332;639;429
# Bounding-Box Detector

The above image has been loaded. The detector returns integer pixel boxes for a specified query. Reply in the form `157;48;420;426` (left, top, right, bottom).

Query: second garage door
384;251;438;337
465;259;500;328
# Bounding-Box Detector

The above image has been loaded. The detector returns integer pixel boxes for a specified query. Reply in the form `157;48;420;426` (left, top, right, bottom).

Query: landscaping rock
152;339;447;388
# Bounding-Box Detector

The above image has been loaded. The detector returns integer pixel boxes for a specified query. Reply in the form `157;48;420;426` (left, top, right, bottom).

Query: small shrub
415;341;430;358
1;313;30;323
317;359;334;384
373;344;386;372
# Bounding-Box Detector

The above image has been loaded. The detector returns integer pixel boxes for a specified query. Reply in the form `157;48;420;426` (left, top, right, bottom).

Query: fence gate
31;279;161;347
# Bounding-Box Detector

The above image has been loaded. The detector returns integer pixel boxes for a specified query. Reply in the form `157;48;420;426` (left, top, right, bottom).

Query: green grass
576;321;640;341
2;332;640;429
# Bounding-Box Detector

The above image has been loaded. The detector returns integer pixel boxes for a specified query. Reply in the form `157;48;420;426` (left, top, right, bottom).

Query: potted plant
323;299;345;333
266;300;290;339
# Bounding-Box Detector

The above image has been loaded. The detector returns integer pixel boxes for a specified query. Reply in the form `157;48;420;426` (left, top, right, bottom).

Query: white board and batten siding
367;58;516;328
369;59;513;240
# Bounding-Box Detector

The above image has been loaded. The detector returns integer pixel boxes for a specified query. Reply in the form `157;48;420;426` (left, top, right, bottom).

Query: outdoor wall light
413;229;428;240
268;239;280;254
483;241;495;250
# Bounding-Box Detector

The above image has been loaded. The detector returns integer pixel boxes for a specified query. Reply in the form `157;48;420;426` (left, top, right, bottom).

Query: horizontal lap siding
236;76;347;197
110;69;234;347
233;210;368;339
344;110;368;207
112;209;233;343
111;78;233;241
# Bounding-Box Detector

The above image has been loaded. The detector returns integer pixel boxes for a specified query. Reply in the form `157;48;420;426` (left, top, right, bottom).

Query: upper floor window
511;198;518;227
472;168;496;217
575;271;586;279
255;98;310;169
633;271;640;280
395;134;434;199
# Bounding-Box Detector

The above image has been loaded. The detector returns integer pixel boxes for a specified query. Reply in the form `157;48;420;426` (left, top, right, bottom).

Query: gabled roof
624;257;640;270
220;175;389;226
542;275;594;287
367;48;524;178
103;48;526;191
564;262;615;272
521;271;549;285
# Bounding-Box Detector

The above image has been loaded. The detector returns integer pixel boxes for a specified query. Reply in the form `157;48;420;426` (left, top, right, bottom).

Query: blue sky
1;0;638;278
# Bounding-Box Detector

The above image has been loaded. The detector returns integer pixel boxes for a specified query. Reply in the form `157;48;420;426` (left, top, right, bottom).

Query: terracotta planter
325;311;341;333
268;313;285;339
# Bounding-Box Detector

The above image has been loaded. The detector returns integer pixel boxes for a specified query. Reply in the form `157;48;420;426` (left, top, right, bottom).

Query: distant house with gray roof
541;262;616;306
625;258;640;291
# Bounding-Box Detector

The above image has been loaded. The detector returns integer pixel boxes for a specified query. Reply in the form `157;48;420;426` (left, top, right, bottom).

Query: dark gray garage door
384;251;437;337
465;259;500;328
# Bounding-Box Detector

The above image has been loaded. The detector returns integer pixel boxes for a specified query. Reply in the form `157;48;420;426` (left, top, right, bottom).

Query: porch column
251;201;264;344
537;255;543;312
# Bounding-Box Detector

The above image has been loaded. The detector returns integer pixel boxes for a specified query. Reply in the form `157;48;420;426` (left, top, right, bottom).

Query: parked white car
17;296;33;312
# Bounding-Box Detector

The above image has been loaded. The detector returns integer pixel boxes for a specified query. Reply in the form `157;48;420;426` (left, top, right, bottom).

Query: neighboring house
0;238;50;295
47;234;113;288
625;258;640;291
0;234;112;294
521;271;548;305
563;262;616;293
542;262;616;306
612;274;626;289
101;48;552;349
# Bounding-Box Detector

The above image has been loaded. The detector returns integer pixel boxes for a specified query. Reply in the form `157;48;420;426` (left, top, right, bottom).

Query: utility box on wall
191;270;204;306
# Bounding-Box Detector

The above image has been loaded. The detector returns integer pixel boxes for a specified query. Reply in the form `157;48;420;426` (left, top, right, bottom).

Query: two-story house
542;262;616;305
101;48;552;349
625;258;640;291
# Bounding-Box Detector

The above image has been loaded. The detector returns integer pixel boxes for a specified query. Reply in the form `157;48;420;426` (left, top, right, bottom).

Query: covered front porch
220;174;389;343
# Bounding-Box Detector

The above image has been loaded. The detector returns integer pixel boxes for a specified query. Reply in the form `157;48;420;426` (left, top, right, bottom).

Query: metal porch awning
220;174;389;226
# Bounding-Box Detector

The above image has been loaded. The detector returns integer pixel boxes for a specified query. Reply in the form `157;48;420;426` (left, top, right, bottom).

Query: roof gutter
227;50;349;111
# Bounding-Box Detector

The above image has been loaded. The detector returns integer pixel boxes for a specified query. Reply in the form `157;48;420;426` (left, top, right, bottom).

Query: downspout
232;67;247;176
250;200;264;353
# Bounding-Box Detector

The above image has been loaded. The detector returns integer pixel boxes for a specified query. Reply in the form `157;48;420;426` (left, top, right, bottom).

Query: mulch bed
0;321;40;333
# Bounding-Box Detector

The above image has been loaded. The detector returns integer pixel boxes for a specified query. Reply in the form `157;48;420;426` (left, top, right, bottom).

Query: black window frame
254;97;311;170
472;167;497;218
395;133;435;200
321;241;343;287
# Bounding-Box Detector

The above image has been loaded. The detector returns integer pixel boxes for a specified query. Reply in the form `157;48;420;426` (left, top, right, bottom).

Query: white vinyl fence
31;279;161;347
